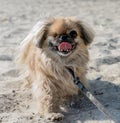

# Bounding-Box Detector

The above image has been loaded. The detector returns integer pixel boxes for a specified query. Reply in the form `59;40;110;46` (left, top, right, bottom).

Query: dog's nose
59;35;68;40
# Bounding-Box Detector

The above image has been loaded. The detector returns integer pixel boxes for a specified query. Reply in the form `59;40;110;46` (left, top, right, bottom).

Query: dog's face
34;17;94;59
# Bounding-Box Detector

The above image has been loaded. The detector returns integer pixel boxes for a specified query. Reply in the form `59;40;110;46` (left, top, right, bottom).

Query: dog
17;17;94;121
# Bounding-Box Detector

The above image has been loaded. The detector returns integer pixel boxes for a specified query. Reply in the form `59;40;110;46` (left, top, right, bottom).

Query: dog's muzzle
49;34;77;56
57;35;73;51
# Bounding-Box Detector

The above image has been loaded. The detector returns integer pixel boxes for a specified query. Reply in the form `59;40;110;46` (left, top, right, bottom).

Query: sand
0;0;120;123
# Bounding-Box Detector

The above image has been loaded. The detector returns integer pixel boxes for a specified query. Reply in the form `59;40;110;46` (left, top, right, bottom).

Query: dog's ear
33;21;52;48
76;21;95;45
28;19;53;48
35;26;48;48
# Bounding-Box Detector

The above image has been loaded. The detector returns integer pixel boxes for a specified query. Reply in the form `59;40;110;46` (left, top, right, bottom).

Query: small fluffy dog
17;17;94;121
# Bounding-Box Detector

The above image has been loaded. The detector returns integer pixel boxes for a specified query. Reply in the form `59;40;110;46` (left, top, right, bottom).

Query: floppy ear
16;20;53;67
34;19;54;48
76;21;95;45
33;21;50;48
22;20;52;48
35;27;48;48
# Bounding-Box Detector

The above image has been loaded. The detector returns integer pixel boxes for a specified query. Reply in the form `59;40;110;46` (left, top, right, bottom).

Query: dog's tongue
58;42;72;51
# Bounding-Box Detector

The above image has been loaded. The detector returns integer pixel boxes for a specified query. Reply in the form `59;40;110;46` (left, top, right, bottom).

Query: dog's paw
46;113;64;121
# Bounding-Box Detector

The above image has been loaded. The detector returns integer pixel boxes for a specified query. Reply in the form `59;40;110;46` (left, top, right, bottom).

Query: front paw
46;113;64;121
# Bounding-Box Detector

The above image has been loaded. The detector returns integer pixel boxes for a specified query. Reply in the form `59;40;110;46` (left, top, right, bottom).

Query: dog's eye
69;30;77;38
53;33;58;37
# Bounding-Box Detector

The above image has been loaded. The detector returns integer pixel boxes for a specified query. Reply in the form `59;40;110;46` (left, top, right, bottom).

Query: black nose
59;35;68;40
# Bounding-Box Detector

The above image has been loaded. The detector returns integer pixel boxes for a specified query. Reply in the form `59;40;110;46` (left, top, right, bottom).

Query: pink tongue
58;42;72;51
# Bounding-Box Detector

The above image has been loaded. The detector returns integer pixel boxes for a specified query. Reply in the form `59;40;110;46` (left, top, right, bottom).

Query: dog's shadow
59;79;120;123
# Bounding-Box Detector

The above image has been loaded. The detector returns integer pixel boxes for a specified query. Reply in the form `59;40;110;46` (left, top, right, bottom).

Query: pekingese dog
17;17;94;121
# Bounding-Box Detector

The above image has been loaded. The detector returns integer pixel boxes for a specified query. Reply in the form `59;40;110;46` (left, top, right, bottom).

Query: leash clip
73;77;80;85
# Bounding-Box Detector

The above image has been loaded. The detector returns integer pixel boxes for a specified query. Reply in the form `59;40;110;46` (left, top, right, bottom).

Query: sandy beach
0;0;120;123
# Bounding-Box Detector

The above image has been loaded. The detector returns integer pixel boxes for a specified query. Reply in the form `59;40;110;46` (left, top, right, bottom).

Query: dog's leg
33;80;64;121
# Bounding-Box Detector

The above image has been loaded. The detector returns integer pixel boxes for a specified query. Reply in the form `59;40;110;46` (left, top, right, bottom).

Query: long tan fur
17;17;94;121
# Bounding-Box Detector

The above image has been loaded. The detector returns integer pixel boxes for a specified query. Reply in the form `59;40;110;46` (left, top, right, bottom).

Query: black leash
66;67;87;93
66;67;114;122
